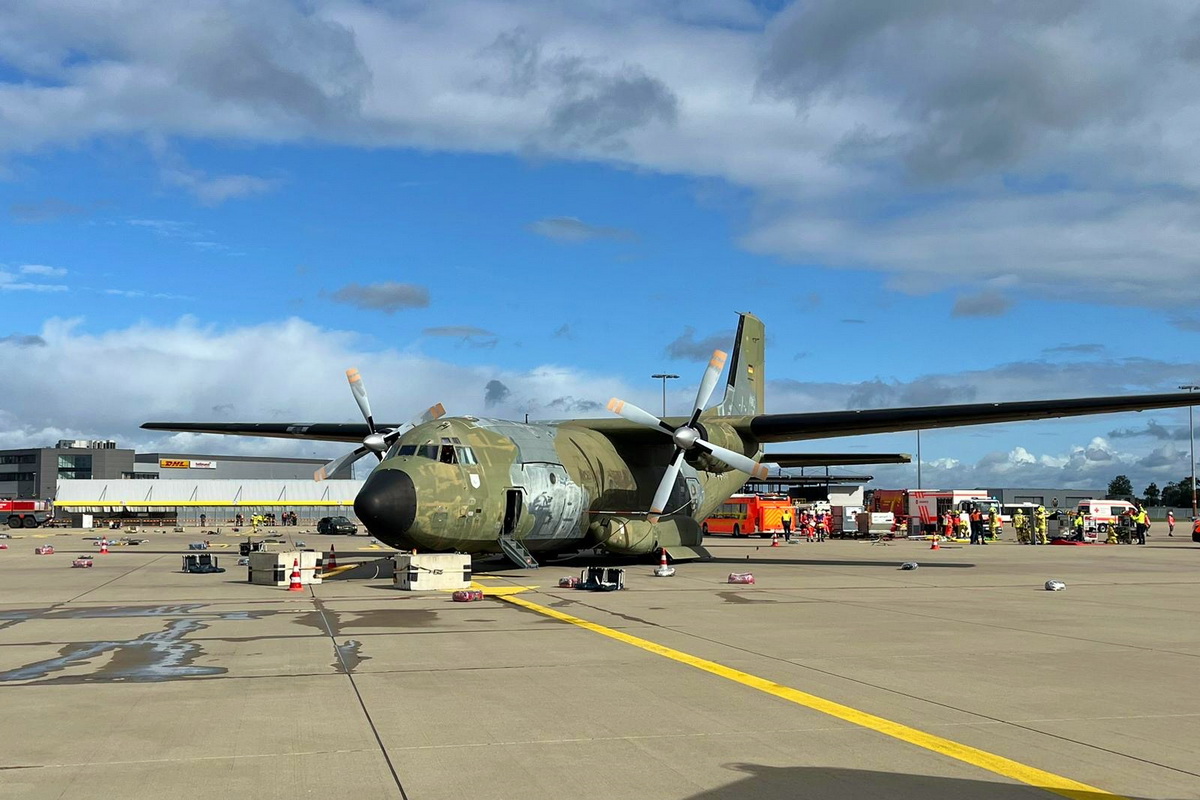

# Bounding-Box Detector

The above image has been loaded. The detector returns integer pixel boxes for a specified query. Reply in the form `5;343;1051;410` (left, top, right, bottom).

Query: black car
318;515;358;536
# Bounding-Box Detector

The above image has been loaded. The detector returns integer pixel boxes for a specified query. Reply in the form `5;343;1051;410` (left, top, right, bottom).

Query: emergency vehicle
1075;499;1136;536
703;494;796;538
2;499;54;528
872;489;997;534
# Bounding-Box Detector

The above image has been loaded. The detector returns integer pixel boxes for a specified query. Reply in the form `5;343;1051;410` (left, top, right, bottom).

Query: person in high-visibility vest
1133;506;1149;545
1013;509;1029;544
781;509;793;543
1034;506;1049;545
1167;509;1176;536
988;509;999;541
942;511;955;540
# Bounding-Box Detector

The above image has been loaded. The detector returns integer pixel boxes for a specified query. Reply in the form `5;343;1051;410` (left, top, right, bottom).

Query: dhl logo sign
160;459;190;469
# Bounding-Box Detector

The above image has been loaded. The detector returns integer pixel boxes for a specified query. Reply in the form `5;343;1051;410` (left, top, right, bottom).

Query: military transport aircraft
144;313;1200;567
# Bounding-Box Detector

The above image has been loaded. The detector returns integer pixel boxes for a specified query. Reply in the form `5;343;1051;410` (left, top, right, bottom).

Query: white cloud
5;3;1200;303
20;264;67;277
1;316;643;457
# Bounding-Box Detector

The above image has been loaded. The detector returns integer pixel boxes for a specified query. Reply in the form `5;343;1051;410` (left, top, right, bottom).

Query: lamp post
1182;384;1199;518
916;430;922;489
651;373;679;417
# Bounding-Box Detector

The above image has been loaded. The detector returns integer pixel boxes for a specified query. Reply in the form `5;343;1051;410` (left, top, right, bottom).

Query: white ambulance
1076;499;1137;539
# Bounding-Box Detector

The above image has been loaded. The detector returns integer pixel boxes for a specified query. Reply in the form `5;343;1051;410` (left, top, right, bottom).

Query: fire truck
2;499;54;528
871;489;997;534
703;494;796;538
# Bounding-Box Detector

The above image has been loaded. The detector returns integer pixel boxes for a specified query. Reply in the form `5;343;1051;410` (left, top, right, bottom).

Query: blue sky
3;1;1200;491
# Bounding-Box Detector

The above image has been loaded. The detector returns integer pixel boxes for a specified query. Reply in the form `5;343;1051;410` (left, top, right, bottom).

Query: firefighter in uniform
1034;506;1049;545
956;511;970;540
988;509;1000;541
1013;508;1029;544
1106;518;1119;545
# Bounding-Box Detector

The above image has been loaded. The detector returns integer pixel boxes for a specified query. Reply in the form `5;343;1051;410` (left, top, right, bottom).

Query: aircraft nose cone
354;469;417;539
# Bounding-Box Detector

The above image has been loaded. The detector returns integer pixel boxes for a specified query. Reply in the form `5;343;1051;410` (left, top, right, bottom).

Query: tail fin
716;312;764;416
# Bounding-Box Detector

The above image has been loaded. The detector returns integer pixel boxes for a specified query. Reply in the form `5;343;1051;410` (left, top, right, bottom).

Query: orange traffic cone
99;538;109;555
327;544;338;570
771;532;780;547
930;536;940;551
288;558;303;592
659;548;669;569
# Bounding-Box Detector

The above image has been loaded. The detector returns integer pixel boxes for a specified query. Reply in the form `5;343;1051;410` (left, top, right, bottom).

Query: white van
1076;499;1137;539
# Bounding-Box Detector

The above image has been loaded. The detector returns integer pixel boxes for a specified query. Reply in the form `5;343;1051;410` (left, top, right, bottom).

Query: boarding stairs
498;532;539;569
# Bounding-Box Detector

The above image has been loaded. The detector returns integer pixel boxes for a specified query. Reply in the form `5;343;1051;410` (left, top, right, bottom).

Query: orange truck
703;494;795;538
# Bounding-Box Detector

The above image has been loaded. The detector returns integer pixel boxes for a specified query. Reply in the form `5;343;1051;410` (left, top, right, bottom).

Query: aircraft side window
417;445;439;459
439;445;458;464
397;445;417;456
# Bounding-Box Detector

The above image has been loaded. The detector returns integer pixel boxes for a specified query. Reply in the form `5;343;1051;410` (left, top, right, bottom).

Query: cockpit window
416;445;439;460
456;446;478;465
439;445;458;465
397;445;417;457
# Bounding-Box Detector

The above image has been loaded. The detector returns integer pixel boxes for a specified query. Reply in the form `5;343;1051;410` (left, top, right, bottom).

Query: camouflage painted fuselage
359;414;757;555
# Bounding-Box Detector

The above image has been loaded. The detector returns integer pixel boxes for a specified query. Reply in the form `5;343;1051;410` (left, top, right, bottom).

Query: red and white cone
288;558;303;592
659;548;669;569
771;532;780;547
99;538;109;555
327;544;338;570
930;536;940;551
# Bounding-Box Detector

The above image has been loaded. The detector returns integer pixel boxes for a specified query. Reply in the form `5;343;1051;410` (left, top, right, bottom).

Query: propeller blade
346;368;375;433
313;445;372;481
379;403;449;449
607;398;674;434
418;403;446;424
649;448;686;521
697;440;769;479
690;350;727;425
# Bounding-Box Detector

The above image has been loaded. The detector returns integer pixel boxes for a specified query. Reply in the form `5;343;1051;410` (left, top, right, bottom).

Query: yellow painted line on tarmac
498;593;1125;800
472;583;536;596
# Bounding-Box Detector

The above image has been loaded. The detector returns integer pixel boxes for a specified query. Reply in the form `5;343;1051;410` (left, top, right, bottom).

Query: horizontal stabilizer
663;544;713;561
764;453;912;468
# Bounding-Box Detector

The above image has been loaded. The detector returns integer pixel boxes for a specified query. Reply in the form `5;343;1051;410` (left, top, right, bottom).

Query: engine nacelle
686;421;755;474
592;514;704;555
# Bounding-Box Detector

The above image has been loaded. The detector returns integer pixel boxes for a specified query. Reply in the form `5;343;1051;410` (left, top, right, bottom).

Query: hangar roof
53;479;364;511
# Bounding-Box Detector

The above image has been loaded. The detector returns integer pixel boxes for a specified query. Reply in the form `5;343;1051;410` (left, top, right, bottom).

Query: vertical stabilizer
716;312;764;416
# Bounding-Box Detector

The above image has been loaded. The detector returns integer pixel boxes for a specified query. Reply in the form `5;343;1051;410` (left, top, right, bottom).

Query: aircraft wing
139;422;392;443
763;453;911;467
734;392;1200;444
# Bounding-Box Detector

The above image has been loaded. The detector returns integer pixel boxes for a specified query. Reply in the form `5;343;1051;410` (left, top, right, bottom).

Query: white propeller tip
751;464;768;479
607;398;625;414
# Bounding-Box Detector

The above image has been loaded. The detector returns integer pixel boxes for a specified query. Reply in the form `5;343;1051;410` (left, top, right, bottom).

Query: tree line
1107;474;1197;510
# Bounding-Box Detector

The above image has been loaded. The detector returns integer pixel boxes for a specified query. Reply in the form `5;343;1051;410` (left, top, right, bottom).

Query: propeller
607;349;767;521
313;367;446;481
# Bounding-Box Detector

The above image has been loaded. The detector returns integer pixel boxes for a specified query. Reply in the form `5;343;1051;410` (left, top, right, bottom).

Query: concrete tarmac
1;527;1198;799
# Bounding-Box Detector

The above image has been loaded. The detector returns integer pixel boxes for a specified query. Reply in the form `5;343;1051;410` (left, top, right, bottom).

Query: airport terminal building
0;440;351;501
2;439;359;527
52;479;363;528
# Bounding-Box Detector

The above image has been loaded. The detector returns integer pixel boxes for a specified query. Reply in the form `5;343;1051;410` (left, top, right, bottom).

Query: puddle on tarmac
298;608;439;637
0;618;226;684
333;639;370;673
0;604;271;621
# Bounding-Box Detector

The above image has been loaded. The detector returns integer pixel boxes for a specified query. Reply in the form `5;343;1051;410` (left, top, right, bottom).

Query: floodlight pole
916;430;922;489
651;373;679;417
1183;384;1199;517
